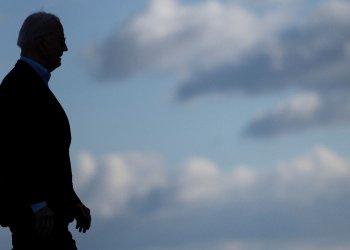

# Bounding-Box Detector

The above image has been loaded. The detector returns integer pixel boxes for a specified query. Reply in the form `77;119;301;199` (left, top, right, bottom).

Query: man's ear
35;36;48;56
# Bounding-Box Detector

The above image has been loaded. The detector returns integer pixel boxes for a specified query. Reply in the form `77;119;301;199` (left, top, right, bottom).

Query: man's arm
74;202;91;233
33;205;55;235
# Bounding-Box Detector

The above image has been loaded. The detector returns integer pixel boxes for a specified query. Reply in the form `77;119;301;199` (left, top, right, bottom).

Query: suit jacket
0;60;81;226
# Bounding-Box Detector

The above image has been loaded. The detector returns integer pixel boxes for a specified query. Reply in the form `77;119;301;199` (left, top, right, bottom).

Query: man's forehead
47;20;64;35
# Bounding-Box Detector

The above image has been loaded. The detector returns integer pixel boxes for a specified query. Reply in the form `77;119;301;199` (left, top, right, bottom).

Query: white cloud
177;0;350;99
74;146;350;249
274;146;350;202
82;0;350;136
244;93;321;136
76;152;166;218
75;151;97;191
245;91;350;137
176;158;256;203
275;93;321;119
77;146;350;217
176;158;222;203
83;0;287;79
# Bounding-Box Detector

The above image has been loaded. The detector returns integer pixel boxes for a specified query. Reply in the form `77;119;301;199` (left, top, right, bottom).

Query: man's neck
20;51;47;69
20;55;51;85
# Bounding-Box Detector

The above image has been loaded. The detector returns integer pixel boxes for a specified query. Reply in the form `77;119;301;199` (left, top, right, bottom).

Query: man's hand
34;206;55;235
74;203;91;233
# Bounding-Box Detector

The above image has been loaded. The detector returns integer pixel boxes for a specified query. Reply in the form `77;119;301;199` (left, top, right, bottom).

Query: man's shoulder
3;60;34;78
1;60;42;90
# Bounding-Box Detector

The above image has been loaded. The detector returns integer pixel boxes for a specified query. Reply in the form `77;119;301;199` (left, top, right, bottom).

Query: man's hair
17;11;60;49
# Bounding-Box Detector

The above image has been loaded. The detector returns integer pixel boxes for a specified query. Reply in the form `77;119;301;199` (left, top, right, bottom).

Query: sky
1;0;350;249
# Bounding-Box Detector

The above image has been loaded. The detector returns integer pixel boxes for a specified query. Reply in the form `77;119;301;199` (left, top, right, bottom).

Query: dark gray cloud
176;0;350;136
70;147;350;250
82;0;286;81
82;0;350;137
244;92;350;137
177;7;350;100
3;146;350;249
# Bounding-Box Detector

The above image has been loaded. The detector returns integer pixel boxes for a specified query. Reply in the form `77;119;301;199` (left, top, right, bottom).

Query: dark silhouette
0;12;91;249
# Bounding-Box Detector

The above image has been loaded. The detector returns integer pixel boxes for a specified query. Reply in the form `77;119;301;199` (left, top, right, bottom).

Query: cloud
83;0;350;95
74;146;350;249
75;152;166;218
83;0;350;137
177;0;350;99
82;0;287;80
175;0;350;136
176;158;256;204
244;91;350;137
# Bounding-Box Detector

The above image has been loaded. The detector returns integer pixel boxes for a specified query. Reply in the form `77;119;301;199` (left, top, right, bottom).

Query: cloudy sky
1;0;350;249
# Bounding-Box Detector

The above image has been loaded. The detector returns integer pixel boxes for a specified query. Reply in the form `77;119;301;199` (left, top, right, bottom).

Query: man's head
18;12;68;72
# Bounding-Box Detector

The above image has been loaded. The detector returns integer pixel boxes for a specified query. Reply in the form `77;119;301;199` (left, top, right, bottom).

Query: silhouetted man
0;11;91;250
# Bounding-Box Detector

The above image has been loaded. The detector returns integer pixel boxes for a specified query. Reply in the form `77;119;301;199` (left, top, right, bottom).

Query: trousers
9;213;77;250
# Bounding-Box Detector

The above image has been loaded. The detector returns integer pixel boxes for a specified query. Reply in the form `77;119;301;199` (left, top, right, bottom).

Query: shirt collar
20;56;51;85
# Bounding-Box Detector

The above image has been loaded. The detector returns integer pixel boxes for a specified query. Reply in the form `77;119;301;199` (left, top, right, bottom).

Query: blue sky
1;0;350;249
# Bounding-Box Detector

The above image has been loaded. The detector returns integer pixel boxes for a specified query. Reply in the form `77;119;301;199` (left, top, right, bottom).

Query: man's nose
63;41;68;52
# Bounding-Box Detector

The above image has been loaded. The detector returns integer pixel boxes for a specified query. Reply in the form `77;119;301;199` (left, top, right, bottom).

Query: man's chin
48;62;62;72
